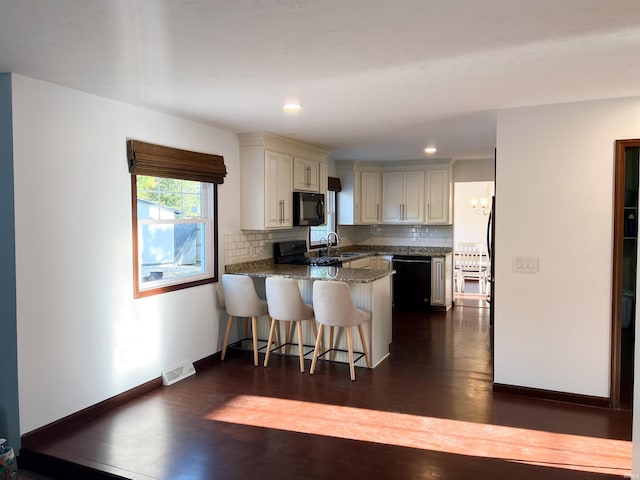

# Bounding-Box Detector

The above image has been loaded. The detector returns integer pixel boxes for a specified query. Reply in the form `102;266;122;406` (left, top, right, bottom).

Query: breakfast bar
229;264;394;368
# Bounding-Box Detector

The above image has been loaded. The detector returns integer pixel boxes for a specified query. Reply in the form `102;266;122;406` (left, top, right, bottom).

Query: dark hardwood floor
20;305;632;479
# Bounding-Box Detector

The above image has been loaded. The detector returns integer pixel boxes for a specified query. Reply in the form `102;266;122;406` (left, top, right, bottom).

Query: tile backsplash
224;228;308;265
357;224;453;247
224;224;453;266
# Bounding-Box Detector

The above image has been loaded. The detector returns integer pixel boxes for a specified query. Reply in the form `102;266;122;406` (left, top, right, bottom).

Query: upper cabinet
337;164;382;225
337;165;361;225
426;168;451;224
293;157;320;192
264;150;293;228
381;171;424;223
239;133;328;230
336;160;452;226
360;170;382;224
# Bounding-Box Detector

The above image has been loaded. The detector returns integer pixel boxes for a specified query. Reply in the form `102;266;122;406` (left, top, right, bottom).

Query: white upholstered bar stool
264;277;317;373
221;274;271;367
310;281;371;381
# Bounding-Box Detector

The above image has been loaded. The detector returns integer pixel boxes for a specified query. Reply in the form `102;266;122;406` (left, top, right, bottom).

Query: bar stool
264;277;317;373
310;280;371;381
221;274;271;366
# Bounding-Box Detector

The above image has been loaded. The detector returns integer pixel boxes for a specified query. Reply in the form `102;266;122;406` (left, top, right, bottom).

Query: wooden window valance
328;176;342;192
127;140;227;184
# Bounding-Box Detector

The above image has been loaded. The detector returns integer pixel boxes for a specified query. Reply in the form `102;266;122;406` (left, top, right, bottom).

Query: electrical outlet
513;256;539;273
120;349;130;367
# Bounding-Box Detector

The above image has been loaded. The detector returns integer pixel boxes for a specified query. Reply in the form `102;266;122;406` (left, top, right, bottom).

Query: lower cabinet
431;254;452;310
344;256;372;269
374;255;393;270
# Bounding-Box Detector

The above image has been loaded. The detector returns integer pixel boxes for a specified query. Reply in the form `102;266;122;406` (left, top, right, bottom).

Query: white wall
495;97;640;401
11;74;239;434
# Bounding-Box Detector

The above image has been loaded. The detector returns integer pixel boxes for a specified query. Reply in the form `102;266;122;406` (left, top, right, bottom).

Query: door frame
611;138;639;408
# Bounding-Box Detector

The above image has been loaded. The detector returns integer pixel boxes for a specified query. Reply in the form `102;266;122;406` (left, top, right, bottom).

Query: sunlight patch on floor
205;395;631;476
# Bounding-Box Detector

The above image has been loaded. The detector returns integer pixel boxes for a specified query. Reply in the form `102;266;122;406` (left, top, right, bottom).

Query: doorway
612;139;639;410
453;180;494;308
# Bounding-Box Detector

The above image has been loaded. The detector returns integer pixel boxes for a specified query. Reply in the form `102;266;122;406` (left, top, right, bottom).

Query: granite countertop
230;263;395;283
332;246;453;258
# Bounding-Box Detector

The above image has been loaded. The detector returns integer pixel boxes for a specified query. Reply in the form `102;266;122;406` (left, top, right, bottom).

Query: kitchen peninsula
225;263;394;368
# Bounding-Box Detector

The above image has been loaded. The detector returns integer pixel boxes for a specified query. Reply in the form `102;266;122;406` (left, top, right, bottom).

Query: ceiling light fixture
283;103;302;113
424;147;437;154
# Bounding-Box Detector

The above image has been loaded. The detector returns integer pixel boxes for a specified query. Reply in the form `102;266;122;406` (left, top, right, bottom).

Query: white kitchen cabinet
372;255;393;270
239;133;327;230
337;165;361;225
360;170;381;224
382;171;424;223
265;151;293;227
431;254;452;310
293;156;319;192
344;256;372;269
426;169;451;224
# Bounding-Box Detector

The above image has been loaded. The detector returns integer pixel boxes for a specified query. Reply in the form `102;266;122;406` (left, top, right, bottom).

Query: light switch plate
513;256;539;273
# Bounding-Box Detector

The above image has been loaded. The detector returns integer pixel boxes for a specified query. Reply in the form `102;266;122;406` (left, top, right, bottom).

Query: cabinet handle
428;203;431;220
377;204;379;221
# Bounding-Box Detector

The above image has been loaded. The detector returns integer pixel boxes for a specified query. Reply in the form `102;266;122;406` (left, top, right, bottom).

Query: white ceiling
1;0;640;161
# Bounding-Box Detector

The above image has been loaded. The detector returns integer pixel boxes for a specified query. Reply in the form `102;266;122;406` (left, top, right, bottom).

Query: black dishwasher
392;256;431;309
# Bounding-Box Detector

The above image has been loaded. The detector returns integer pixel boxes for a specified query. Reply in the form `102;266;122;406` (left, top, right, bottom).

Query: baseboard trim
193;352;220;372
21;352;221;450
493;383;610;408
21;376;162;449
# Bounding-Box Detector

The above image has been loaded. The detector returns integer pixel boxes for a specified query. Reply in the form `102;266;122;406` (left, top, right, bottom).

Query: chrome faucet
326;231;340;256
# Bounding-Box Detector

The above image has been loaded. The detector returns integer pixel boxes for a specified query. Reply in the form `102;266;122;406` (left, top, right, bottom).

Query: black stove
273;240;342;267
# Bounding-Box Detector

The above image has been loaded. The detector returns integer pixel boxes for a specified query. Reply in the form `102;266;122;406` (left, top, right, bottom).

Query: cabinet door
361;171;381;224
382;171;424;223
403;171;424;223
427;169;450;224
265;150;293;228
348;256;371;269
431;257;445;306
337;168;360;225
377;255;392;270
293;157;319;192
382;172;404;222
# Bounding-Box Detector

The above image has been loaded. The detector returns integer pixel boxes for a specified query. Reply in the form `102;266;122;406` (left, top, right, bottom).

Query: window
127;140;226;298
310;177;341;248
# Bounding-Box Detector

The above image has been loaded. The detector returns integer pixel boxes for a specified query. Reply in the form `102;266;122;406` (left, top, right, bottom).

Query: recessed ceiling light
283;103;302;113
424;147;437;154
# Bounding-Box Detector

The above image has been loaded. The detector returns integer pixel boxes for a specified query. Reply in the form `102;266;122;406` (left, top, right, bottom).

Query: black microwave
293;192;325;226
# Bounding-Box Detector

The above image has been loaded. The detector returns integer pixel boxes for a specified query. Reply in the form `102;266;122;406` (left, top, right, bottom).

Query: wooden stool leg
357;323;371;368
285;323;294;355
310;324;324;374
264;318;278;367
221;314;234;361
274;318;281;347
297;320;305;373
311;320;320;351
251;316;259;366
346;326;355;380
